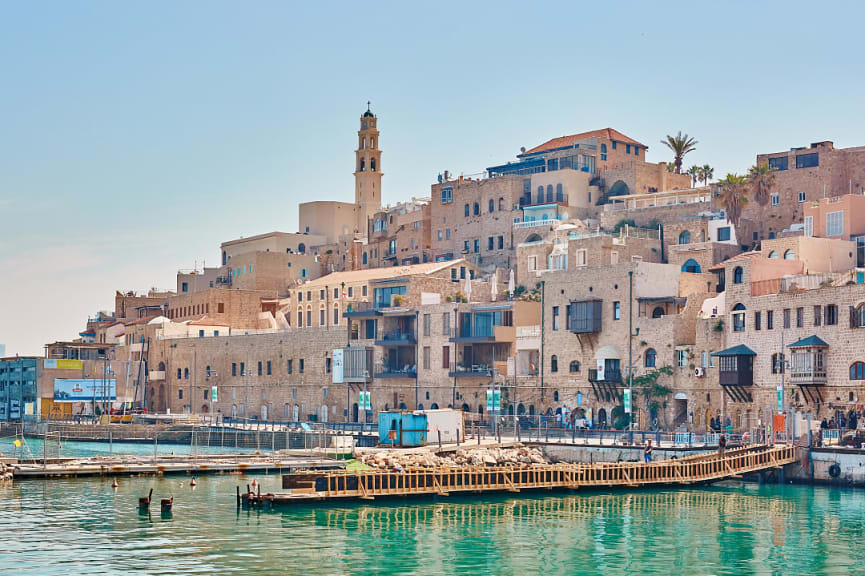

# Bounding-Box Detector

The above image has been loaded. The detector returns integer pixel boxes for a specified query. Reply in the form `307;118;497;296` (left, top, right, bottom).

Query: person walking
644;439;653;463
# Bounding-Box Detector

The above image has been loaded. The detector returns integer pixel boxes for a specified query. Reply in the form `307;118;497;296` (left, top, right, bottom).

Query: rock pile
358;446;548;470
0;461;12;482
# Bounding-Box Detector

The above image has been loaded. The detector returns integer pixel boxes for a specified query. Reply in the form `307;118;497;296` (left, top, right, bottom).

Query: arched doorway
261;404;268;421
417;403;424;411
399;402;407;410
430;403;439;410
608;180;630;199
517;403;526;415
508;405;515;416
461;403;470;412
201;404;209;413
597;408;607;427
681;258;701;273
293;404;300;421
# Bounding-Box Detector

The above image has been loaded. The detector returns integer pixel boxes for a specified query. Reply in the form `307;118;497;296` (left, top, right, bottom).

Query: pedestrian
718;434;727;457
644;439;653;463
821;418;828;430
710;417;716;432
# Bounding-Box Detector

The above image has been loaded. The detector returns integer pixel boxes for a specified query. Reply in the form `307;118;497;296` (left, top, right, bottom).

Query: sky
2;1;865;356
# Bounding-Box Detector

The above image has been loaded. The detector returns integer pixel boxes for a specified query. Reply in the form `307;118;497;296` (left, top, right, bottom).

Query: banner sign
623;389;632;414
486;389;501;412
359;391;371;411
776;386;784;412
53;379;116;402
44;359;83;370
332;349;344;384
211;386;218;402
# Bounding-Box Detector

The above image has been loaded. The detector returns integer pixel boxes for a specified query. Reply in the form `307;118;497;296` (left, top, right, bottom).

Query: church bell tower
354;102;382;236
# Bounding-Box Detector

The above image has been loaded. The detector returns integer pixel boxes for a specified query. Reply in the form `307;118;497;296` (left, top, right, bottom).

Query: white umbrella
508;269;515;298
490;268;498;302
464;273;472;302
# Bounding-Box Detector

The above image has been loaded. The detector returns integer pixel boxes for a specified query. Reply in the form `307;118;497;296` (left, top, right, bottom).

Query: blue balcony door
365;319;377;340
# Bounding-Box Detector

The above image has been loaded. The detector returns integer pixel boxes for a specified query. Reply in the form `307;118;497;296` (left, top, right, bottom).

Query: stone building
364;199;431;268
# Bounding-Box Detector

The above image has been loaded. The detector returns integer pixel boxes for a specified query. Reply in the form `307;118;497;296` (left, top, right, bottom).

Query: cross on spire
367;100;371;112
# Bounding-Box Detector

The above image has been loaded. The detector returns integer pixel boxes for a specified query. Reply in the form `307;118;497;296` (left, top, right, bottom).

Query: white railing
516;326;541;338
514;219;561;230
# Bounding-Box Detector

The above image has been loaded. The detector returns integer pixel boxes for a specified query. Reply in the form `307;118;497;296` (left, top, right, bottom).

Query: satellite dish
520;146;526;153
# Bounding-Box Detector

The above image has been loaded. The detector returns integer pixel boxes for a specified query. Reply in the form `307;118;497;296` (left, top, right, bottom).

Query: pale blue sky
2;1;864;355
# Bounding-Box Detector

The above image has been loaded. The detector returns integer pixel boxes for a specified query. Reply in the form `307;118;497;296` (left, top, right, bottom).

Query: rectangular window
423;314;431;337
798;192;806;203
473;239;479;253
576;250;587;267
446;229;451;240
464;240;470;252
437;230;442;241
326;358;331;374
498;236;504;249
783;308;790;329
240;362;245;376
258;361;263;376
804;216;813;238
796;153;819;169
754;311;761;331
441;186;453;204
717;227;731;241
676;349;688;368
423;347;431;370
768;156;788;171
299;359;304;373
287;359;293;374
442;312;450;335
488;237;494;251
826;211;844;237
612;141;617;150
825;304;838;326
771;193;779;207
766;310;774;330
348;286;354;297
796;307;803;328
320;289;325;299
527;256;537;272
334;306;339;325
442;346;450;369
267;361;272;375
199;330;204;337
320;308;325;326
613;301;621;320
626;144;631;154
552;306;559;330
232;363;237;376
814;305;822;327
709;352;715;368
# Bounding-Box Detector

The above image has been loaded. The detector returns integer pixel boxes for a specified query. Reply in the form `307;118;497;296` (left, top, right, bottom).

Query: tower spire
354;106;381;237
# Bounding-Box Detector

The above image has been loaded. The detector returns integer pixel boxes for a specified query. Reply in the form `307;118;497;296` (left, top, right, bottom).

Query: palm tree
700;164;714;187
747;162;775;207
661;131;698;174
687;165;700;188
716;173;749;227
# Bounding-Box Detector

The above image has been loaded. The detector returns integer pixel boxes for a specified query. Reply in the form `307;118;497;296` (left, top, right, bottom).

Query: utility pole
415;309;420;410
190;350;196;416
540;280;545;401
627;270;635;430
244;349;249;422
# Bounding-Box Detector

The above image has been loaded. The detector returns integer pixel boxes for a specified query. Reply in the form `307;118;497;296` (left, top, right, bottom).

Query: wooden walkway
242;444;797;506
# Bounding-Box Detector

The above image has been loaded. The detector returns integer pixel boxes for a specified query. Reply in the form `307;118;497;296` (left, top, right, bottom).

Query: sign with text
332;349;344;384
44;359;83;370
53;379;116;402
486;389;501;412
359;391;371;411
776;386;784;412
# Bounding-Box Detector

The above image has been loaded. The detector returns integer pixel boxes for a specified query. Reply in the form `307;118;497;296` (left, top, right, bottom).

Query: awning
711;344;756;357
787;335;829;348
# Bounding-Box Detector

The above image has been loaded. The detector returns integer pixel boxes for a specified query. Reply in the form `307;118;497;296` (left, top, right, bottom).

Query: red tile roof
187;316;232;327
522;128;646;156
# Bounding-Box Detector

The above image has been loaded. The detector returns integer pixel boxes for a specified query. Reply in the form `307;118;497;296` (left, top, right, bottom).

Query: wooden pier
242;444;797;506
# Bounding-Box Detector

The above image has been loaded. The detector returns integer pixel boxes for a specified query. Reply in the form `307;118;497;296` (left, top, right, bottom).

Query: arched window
551;355;558;372
556;183;563;202
464;204;470;217
489;199;495;213
333;303;340;326
546;184;553;203
473;202;480;216
537;186;544;203
184;368;189;380
600;143;607;160
569;360;581;373
370;138;375;149
652;306;664;318
360;158;365;171
733;266;743;284
297;307;303;327
851;362;865;380
768;250;778;259
499;197;504;211
362;137;366;149
681;259;701;273
371;158;376;171
645;348;657;368
858;304;865;327
732;303;746;332
298;243;306;254
679;230;691;245
784;249;795;260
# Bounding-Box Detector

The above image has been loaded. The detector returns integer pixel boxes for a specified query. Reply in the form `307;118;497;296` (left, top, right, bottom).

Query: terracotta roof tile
523;128;646;156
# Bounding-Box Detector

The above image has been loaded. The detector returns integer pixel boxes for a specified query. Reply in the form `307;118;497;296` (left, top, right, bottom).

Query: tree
699;164;714;187
687;165;700;188
661;131;698;174
717;173;749;227
748;162;775;207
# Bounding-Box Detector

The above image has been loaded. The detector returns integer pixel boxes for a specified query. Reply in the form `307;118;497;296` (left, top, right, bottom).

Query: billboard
53;379;116;402
44;359;84;370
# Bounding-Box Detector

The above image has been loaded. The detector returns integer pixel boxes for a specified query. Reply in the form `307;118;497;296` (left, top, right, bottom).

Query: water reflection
3;475;865;575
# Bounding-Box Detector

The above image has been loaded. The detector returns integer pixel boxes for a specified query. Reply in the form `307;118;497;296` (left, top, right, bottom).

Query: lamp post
627;271;639;430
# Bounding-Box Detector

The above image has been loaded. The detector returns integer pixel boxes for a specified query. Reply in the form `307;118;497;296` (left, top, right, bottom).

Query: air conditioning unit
694;367;704;377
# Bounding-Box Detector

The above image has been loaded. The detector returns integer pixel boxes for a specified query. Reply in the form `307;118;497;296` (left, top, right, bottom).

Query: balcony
374;363;417;379
375;331;417;347
568;300;602;334
588;368;622;384
148;371;165;381
343;301;381;318
789;369;827;386
448;363;494;378
450;325;515;344
513;219;561;230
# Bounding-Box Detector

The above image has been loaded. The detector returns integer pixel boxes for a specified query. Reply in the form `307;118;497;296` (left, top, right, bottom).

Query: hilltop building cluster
4;105;865;434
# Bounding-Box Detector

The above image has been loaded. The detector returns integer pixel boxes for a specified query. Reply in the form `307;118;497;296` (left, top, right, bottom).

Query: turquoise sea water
0;437;256;459
2;471;865;575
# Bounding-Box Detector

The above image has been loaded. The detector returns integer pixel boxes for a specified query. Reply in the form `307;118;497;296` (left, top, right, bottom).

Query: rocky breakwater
358;446;548;470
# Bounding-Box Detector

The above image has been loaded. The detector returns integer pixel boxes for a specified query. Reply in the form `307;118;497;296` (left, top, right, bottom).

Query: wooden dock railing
245;444;797;506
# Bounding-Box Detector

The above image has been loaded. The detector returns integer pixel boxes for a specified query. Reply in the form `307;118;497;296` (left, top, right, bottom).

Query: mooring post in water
437;430;442;451
154;435;158;458
236;485;241;508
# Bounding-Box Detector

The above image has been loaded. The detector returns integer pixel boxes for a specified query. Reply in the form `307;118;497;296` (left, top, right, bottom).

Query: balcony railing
588;368;622;383
789;370;827;385
513;219;561;230
148;371;165;381
448;362;494;378
374;363;417;379
719;369;753;387
343;301;381;317
375;331;417;346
